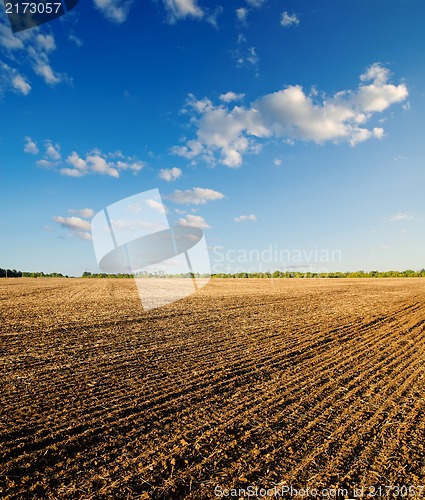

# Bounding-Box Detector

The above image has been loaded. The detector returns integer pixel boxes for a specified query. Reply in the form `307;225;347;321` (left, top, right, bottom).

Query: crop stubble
0;278;424;498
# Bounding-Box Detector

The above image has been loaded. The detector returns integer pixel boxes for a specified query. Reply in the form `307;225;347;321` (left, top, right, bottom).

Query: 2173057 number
5;2;62;14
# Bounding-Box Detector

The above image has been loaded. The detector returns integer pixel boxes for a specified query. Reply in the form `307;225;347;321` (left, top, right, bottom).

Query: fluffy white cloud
146;198;167;214
0;18;66;93
220;91;245;103
53;215;92;240
163;0;204;23
12;74;31;94
53;216;91;231
172;63;408;167
93;0;134;23
0;62;31;96
234;214;257;222
245;0;266;7
36;159;60;169
167;187;224;205
67;151;87;171
233;35;259;71
25;139;146;178
59;168;83;177
158;167;182;182
68;208;95;218
86;155;119;178
36;34;56;52
178;214;210;229
116;160;144;172
281;12;300;27
45;141;61;160
24;137;39;155
235;0;265;24
385;213;413;222
236;7;248;23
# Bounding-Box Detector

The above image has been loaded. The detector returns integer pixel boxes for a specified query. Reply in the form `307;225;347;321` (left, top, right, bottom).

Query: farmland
1;278;424;499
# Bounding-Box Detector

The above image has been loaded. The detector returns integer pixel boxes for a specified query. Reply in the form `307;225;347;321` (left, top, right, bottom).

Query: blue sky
1;0;424;275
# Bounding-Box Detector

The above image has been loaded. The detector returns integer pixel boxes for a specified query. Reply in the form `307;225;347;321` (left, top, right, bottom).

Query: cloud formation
24;137;39;155
232;34;259;71
0;18;68;96
93;0;134;23
68;208;95;218
385;213;413;222
220;91;245;103
172;63;408;167
281;12;300;27
53;215;92;240
158;167;182;182
162;0;204;23
234;214;257;222
167;187;224;205
178;214;210;229
25;139;145;178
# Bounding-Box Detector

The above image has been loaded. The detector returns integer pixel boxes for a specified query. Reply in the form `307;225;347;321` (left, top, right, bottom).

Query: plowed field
1;278;424;499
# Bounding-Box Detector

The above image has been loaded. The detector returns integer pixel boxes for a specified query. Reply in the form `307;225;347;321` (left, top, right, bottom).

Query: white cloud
116;160;145;172
28;139;145;178
53;216;91;231
206;6;223;28
236;7;248;23
220;91;245;103
167;187;224;205
172;63;408;167
0;23;24;50
0;18;67;92
59;168;83;177
68;208;95;218
163;0;204;23
86;154;119;178
146;198;167;214
385;213;413;222
93;0;134;23
67;151;87;170
29;48;63;85
52;214;92;240
245;0;266;7
360;63;390;85
1;62;31;96
178;214;210;229
36;34;56;52
36;159;60;169
158;167;182;182
76;231;93;240
234;214;257;222
68;32;83;47
281;12;300;27
45;141;61;160
234;40;259;71
273;158;282;166
24;137;39;155
12;74;31;94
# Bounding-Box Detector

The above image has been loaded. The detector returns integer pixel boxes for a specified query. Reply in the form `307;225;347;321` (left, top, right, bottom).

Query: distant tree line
0;268;69;278
81;271;210;279
212;269;425;278
2;268;425;279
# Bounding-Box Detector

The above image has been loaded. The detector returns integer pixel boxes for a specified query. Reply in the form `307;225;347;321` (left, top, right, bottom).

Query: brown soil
1;278;424;498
